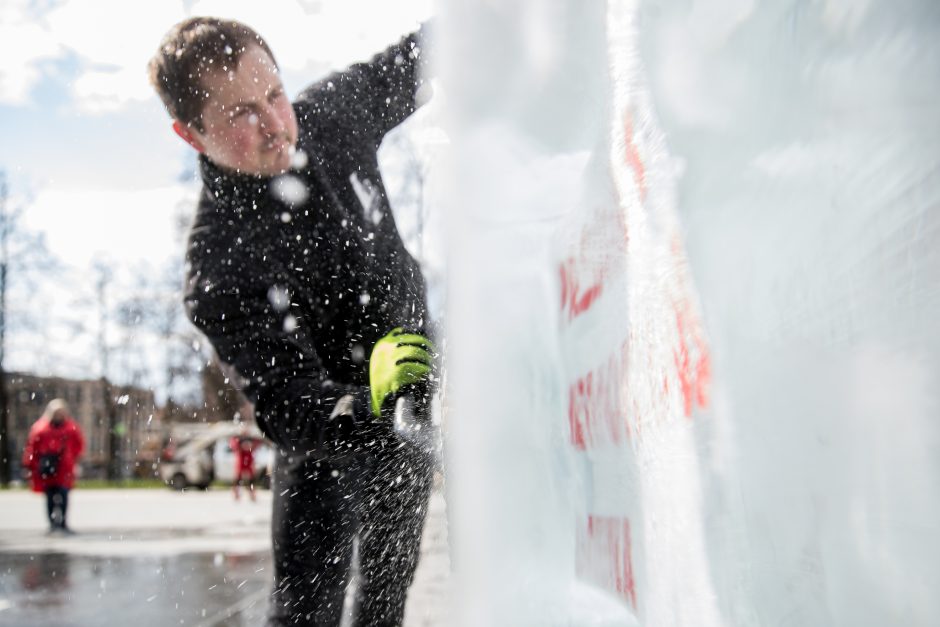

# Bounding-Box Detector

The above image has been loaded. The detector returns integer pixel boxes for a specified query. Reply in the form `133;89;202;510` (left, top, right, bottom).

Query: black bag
38;452;60;479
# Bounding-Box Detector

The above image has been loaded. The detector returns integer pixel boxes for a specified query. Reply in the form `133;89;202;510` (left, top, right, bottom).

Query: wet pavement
0;550;271;626
0;488;450;626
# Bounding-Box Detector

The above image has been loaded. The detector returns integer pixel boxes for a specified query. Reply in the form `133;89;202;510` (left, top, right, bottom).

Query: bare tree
0;173;10;486
112;258;204;419
201;357;248;423
91;261;123;480
0;171;60;485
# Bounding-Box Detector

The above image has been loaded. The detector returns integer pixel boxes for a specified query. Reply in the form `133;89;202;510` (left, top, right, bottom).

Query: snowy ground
0;487;450;626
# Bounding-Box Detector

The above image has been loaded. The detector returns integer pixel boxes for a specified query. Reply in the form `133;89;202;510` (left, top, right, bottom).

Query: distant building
5;372;161;479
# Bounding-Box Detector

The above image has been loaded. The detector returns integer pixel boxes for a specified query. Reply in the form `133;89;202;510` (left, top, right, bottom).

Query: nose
257;104;286;136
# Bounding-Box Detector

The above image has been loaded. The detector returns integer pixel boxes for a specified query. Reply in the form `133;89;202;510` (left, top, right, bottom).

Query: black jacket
184;30;429;456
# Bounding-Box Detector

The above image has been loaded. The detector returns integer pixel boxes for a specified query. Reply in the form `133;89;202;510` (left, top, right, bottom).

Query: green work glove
369;327;434;418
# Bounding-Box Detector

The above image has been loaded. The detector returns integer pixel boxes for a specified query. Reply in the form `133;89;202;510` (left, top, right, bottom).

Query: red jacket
22;417;85;492
230;436;256;474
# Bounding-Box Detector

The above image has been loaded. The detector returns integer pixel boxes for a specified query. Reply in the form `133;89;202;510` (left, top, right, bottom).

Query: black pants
44;486;69;530
266;441;433;626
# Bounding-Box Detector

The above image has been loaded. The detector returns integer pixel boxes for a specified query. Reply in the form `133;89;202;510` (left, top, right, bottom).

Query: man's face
185;45;298;176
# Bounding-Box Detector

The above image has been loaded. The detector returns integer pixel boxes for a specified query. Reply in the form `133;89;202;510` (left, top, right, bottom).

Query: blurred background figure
22;399;85;534
230;425;258;502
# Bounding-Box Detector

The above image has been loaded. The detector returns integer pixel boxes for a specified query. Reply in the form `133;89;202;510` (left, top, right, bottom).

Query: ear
172;120;206;153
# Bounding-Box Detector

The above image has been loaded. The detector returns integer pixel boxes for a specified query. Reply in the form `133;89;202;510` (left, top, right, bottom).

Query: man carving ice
149;17;436;626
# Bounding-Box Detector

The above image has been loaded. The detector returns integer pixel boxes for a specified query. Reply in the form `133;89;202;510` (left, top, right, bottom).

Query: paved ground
0;487;450;626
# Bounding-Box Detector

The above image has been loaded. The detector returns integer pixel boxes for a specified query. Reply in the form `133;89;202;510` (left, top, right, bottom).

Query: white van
158;424;271;490
212;435;273;488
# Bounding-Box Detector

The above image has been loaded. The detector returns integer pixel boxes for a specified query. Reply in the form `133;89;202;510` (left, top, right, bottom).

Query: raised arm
296;24;431;145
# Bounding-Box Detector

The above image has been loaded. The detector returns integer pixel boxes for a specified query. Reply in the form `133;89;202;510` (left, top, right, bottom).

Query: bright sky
0;0;432;383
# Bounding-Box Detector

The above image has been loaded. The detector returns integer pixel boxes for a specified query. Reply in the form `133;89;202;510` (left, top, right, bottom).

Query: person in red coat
22;399;85;533
230;427;257;502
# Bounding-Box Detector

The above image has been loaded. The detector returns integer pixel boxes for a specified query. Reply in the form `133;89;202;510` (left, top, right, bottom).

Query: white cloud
43;0;194;112
0;0;432;111
72;67;156;113
71;72;133;114
23;184;195;270
190;0;432;72
0;1;62;105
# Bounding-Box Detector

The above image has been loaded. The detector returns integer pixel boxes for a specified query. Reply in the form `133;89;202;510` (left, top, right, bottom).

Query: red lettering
578;515;637;609
623;113;647;202
696;352;711;408
619;518;637;608
559;257;606;322
567;341;632;450
572;282;603;318
560;261;570;311
673;302;712;418
580;378;594;447
674;328;693;418
568;381;586;449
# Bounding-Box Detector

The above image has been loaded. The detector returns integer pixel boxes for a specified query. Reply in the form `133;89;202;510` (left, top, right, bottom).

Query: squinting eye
228;109;250;123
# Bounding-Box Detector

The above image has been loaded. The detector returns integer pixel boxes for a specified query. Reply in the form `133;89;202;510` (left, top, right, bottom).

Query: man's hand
369;328;434;418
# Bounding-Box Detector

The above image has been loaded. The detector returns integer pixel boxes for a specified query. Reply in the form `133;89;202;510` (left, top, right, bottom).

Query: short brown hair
148;17;278;131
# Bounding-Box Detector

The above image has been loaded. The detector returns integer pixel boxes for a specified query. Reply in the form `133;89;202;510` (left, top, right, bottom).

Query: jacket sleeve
22;429;36;470
184;269;382;457
296;25;431;145
72;423;85;460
